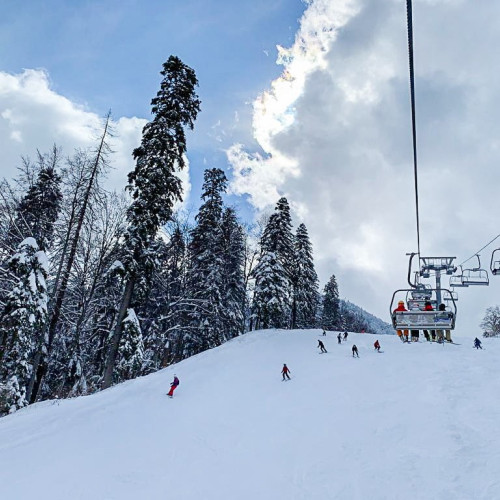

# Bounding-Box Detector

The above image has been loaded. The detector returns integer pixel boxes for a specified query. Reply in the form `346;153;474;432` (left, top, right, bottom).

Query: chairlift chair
461;268;489;286
490;249;500;276
449;275;468;288
461;255;489;286
449;266;469;288
390;289;456;331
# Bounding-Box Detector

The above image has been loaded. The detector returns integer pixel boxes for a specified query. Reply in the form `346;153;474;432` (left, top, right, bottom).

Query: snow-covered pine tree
136;228;187;372
0;238;48;414
220;207;246;340
251;251;289;330
183;168;227;356
292;223;319;329
159;225;188;365
251;198;294;329
321;274;340;330
102;56;200;389
13;147;63;251
116;309;144;381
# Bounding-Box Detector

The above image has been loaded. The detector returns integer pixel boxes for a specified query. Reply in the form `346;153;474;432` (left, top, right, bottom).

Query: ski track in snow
1;330;499;500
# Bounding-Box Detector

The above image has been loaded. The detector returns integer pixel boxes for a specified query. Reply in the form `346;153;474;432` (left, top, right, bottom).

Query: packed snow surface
1;330;499;500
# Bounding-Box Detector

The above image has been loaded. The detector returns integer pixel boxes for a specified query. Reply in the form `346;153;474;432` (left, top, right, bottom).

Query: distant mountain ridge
340;299;394;336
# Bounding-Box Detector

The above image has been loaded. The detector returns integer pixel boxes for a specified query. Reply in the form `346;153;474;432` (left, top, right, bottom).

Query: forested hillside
0;56;389;416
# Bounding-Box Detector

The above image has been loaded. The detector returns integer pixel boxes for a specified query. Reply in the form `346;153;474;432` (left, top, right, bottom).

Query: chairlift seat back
392;311;455;330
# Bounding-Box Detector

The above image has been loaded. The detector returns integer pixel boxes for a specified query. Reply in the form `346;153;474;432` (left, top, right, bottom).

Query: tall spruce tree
184;168;227;355
102;56;200;388
0;238;48;414
159;226;187;366
292;223;319;329
252;197;294;329
220;207;246;339
321;274;340;330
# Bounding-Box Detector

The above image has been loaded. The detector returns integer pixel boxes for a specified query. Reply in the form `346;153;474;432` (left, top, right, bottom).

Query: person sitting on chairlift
423;301;435;342
393;300;408;342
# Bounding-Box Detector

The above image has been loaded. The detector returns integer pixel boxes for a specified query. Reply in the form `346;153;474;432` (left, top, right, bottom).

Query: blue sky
2;0;500;335
1;0;304;207
1;0;302;137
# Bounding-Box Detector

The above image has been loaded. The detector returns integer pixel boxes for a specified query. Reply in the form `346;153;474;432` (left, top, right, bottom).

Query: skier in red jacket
281;364;291;381
167;375;179;398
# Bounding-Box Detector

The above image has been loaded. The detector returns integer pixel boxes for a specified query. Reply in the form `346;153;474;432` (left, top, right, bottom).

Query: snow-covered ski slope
1;330;500;500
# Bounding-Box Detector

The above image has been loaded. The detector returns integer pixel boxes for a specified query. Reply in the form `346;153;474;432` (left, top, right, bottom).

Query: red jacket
393;303;407;313
424;303;433;311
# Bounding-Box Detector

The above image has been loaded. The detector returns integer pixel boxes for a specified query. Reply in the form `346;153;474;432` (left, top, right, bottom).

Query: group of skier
281;334;383;379
335;331;349;344
170;332;484;395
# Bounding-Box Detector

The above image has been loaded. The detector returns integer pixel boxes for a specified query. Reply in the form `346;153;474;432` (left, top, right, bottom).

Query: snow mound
0;329;498;500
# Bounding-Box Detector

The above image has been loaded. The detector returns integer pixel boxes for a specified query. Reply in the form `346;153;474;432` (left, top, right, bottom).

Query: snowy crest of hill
340;299;393;335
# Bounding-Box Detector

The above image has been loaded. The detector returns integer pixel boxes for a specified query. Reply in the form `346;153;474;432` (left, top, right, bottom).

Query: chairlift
390;289;456;331
449;266;469;288
490;249;500;276
461;254;489;286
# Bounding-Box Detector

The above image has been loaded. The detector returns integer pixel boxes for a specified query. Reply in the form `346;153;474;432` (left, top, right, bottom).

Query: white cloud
0;69;191;201
227;0;500;335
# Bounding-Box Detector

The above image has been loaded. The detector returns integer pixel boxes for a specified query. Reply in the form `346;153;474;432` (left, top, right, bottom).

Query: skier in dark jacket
474;338;483;349
167;375;180;398
318;340;327;353
352;345;359;358
337;333;342;344
374;340;381;352
343;331;348;341
322;329;326;336
282;363;291;380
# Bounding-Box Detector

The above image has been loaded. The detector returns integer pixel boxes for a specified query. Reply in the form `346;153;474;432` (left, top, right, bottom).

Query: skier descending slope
474;338;483;350
282;364;291;381
352;345;359;358
374;340;381;352
318;340;327;353
167;375;180;398
337;333;342;344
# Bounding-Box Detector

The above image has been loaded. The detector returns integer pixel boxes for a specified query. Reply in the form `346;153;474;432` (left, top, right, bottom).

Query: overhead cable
406;0;421;258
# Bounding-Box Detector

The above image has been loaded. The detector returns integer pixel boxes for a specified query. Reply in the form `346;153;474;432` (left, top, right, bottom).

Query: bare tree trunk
28;114;111;403
101;277;135;389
